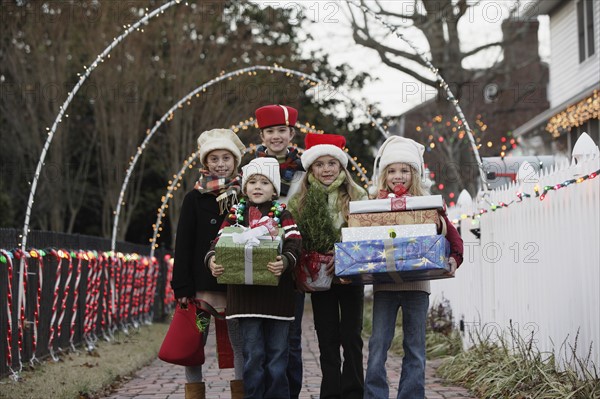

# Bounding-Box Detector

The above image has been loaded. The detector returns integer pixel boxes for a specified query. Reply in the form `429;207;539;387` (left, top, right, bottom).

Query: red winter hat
255;104;298;129
302;133;348;169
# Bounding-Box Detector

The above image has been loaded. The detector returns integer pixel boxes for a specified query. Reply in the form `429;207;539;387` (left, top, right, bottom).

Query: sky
253;0;550;117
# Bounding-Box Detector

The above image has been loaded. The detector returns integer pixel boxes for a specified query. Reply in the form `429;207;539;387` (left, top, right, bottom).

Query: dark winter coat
171;190;227;299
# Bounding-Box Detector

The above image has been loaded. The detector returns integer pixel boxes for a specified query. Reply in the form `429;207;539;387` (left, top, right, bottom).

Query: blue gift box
334;235;451;284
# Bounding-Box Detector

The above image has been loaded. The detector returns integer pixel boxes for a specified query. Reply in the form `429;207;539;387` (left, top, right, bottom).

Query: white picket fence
431;134;600;375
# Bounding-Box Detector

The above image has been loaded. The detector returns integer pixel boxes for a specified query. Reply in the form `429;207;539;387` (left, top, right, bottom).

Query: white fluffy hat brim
197;129;245;167
301;144;348;170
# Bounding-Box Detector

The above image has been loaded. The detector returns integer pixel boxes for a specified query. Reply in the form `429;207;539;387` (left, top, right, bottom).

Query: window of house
577;0;596;62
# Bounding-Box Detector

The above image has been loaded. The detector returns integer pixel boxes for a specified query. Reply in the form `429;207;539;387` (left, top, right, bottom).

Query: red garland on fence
56;252;74;351
1;250;14;377
164;254;175;307
48;250;63;361
14;249;26;373
1;248;159;372
70;253;83;350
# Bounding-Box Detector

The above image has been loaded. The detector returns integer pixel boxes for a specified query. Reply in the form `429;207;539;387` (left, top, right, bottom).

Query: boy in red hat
255;104;305;200
254;104;306;398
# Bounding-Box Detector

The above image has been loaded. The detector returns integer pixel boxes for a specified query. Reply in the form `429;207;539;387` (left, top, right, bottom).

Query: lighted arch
111;65;388;251
18;0;185;328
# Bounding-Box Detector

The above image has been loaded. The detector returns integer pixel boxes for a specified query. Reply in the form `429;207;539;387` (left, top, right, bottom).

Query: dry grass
0;322;169;399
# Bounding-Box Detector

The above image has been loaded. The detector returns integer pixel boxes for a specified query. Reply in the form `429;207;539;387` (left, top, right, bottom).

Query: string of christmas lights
416;114;518;158
451;168;599;224
546;90;599;138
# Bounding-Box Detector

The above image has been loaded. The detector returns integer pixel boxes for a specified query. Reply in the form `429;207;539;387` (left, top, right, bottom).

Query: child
255;104;306;398
206;157;302;399
255;104;305;199
288;133;368;399
364;136;464;399
171;128;246;399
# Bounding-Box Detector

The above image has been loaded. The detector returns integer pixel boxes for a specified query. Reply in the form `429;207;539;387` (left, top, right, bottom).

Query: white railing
432;133;600;374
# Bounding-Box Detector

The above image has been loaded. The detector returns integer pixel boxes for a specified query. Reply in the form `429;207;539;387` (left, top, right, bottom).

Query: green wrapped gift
215;226;282;286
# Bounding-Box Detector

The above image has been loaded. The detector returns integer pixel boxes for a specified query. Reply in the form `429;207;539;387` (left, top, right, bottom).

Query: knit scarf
307;172;346;229
194;170;242;214
256;145;303;196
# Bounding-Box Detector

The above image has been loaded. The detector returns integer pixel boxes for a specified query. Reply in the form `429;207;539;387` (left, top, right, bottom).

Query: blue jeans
238;317;291;399
364;290;429;399
287;292;305;399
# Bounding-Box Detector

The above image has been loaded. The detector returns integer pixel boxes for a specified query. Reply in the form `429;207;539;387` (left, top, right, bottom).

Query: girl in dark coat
170;128;246;399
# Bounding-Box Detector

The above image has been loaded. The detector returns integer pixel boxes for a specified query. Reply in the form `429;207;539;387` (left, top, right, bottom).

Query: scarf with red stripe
256;145;303;196
194;169;242;214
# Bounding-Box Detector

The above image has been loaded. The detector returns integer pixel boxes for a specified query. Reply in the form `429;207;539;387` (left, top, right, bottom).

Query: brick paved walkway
104;300;476;399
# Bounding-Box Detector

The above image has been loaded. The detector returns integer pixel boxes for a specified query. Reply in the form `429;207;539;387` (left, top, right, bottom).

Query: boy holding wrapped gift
206;157;302;399
364;136;464;399
254;104;306;399
288;133;368;399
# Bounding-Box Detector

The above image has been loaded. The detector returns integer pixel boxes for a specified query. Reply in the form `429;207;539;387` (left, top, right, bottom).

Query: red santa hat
255;104;298;129
301;133;348;170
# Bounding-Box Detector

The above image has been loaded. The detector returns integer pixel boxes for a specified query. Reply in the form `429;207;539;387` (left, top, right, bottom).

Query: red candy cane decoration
1;250;16;378
13;249;27;374
132;257;143;326
83;254;98;349
100;252;111;341
108;254;118;337
143;257;159;323
89;255;102;344
69;252;83;351
29;249;43;365
56;251;74;352
164;255;175;307
47;250;64;361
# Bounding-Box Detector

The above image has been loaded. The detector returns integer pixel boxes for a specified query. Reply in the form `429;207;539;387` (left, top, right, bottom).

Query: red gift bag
158;302;205;366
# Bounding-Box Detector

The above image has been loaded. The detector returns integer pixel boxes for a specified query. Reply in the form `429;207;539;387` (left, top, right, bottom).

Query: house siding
549;0;600;107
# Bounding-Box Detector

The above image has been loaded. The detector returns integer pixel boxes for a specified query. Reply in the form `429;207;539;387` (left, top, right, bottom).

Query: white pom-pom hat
242;157;282;197
373;136;425;186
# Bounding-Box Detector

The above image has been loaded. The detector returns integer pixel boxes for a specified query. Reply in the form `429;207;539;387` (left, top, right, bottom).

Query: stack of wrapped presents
335;194;453;284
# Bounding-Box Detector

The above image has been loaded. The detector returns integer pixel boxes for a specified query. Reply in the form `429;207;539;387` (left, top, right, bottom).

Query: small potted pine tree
295;185;340;290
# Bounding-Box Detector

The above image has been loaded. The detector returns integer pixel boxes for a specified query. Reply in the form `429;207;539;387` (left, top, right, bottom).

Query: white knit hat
373;136;425;185
301;133;348;170
197;129;245;168
242;157;282;197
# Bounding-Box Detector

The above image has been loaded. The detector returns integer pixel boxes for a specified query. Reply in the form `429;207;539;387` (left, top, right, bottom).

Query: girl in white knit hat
170;128;246;399
364;136;464;399
207;157;302;399
288;133;368;399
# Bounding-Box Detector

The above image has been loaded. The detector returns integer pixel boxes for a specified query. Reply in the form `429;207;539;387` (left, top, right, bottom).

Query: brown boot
230;379;244;399
185;382;205;399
